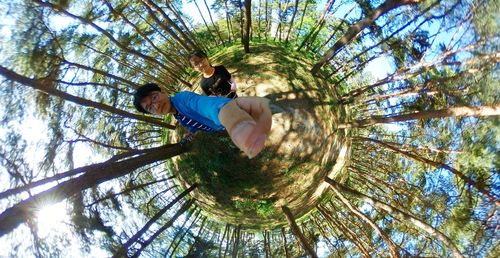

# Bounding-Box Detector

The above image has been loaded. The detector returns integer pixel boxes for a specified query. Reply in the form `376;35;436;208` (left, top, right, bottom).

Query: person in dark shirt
189;50;237;99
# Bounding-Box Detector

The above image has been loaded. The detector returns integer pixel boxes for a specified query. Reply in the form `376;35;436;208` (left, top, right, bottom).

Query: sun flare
36;201;69;236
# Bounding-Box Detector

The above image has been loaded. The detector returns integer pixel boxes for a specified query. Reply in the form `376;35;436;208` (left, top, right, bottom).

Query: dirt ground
171;43;351;229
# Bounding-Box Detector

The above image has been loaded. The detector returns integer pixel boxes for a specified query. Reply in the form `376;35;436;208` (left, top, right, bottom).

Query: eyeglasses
143;92;160;113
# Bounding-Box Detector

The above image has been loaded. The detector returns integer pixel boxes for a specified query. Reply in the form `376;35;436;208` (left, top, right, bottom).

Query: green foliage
0;0;498;257
234;199;277;218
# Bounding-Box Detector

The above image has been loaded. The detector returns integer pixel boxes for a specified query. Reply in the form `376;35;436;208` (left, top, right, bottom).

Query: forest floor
169;42;350;230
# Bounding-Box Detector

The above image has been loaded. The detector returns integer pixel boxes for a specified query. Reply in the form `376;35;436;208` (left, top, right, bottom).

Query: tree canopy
0;0;498;257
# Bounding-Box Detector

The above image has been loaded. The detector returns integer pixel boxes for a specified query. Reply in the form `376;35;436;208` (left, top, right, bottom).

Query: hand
218;97;272;158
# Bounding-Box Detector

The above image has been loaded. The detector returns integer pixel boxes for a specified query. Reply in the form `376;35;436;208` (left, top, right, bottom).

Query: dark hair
133;83;161;113
190;50;208;59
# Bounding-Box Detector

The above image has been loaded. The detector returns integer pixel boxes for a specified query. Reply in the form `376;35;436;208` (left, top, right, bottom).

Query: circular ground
171;43;350;229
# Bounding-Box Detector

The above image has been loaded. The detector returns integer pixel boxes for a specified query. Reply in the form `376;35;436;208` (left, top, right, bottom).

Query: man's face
140;91;170;115
190;56;210;73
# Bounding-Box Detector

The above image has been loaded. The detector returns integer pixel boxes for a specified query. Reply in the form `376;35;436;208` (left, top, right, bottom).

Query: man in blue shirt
133;83;272;158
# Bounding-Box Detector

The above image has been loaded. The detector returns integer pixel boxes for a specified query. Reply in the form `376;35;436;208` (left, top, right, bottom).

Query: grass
166;42;348;228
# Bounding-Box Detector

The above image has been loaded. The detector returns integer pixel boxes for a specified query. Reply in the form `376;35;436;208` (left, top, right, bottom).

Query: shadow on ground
171;42;350;229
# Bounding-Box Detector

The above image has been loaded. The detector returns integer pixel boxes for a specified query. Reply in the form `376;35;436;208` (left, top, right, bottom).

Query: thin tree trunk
0;144;187;237
113;184;197;257
257;0;262;40
243;0;252;53
236;0;244;45
224;0;235;42
165;209;196;256
311;0;421;74
144;0;198;50
79;42;174;89
338;104;500;129
315;3;357;52
353;137;499;203
285;0;299;43
264;0;269;40
192;0;218;45
274;0;282;41
281;206;318;258
131;199;195;258
186;216;207;255
203;0;226;46
61;60;139;89
102;0;183;72
35;0;192;87
232;224;242;257
325;177;465;258
165;1;203;50
218;224;229;257
331;186;400;257
264;230;270;258
223;225;234;257
281;227;290;258
295;0;309;41
297;0;335;51
0;152;150;200
317;204;371;258
169;209;201;257
310;214;337;252
86;177;174;207
0;66;174;128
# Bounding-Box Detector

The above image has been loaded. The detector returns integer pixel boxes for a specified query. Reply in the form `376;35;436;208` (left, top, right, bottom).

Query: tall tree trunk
224;0;235;42
223;225;234;257
281;227;290;258
325;177;465;258
86;177;174;208
285;0;300;43
165;1;203;50
35;0;192;88
0;153;159;200
264;0;269;40
311;0;421;74
218;224;229;257
60;59;140;89
331;185;400;258
0;66;174;128
102;0;183;72
113;184;197;257
186;216;207;255
315;3;357;53
297;0;335;51
310;214;337;252
232;224;242;257
243;0;252;53
275;0;282;41
317;204;371;258
263;230;270;258
131;199;195;258
203;0;226;46
338;104;500;129
0;144;187;237
281;206;319;258
79;43;173;88
295;0;309;41
144;0;198;51
191;0;219;46
353;137;498;203
258;0;262;40
168;209;200;257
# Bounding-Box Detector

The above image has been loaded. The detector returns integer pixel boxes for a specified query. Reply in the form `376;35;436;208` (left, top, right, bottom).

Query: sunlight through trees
0;0;498;257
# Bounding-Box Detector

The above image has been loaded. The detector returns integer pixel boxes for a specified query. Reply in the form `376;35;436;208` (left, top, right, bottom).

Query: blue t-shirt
170;91;232;133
